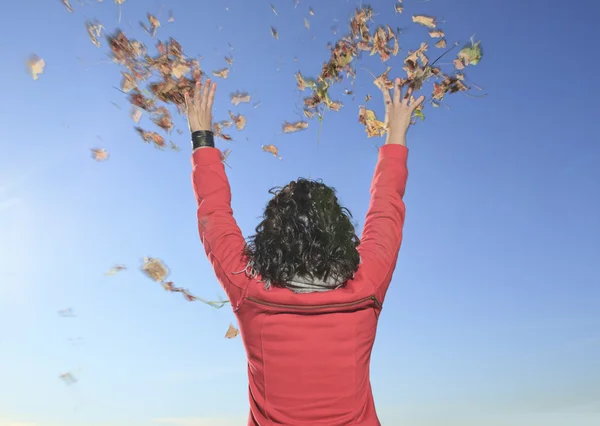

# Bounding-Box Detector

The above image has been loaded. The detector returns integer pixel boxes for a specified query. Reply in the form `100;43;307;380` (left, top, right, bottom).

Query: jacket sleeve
358;144;408;304
191;147;249;307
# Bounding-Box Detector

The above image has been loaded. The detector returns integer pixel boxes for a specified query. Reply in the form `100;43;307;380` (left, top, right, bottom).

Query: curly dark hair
244;178;360;288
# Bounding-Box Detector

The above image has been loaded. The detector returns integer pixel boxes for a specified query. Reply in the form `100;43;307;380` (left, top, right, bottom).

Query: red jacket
191;144;408;425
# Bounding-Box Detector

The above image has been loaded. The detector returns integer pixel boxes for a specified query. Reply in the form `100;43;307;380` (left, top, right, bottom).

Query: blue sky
1;0;599;425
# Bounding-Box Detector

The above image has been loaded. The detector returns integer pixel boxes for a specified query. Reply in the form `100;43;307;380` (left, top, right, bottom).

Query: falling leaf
169;141;180;151
141;14;160;37
86;21;104;48
365;94;372;102
168;10;174;22
151;106;174;133
225;323;239;339
135;127;166;148
62;0;73;12
131;107;142;123
304;18;310;29
212;68;230;79
219;120;233;128
458;40;483;66
105;264;127;275
282;121;308;133
231;91;251;106
270;4;278;15
252;101;262;108
141;257;169;282
224;54;234;66
91;148;109;161
58;308;76;317
271;26;279;39
114;0;126;3
429;29;444;38
373;67;394;91
308;6;315;15
358;106;386;137
412;15;436;28
120;71;136;92
229;111;246;131
262;144;282;159
27;54;45;80
59;372;77;385
435;39;447;48
221;148;232;163
414;109;425;121
395;1;403;14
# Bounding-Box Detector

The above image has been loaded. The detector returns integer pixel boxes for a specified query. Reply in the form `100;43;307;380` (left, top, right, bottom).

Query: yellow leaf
27;54;45;80
212;68;230;79
412;15;436;28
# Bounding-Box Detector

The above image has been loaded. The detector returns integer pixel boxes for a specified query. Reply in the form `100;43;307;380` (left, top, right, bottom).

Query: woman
185;78;423;425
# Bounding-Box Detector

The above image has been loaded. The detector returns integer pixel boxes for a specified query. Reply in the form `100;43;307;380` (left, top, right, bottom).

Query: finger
411;95;425;111
402;85;413;106
201;79;211;109
193;81;202;106
207;82;216;110
382;84;392;106
393;78;402;104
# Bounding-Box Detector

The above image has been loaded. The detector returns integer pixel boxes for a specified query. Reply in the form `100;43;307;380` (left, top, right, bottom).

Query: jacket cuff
191;147;222;166
378;143;408;161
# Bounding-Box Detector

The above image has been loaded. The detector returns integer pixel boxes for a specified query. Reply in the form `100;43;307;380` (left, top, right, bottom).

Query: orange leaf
91;148;109;161
358;106;386;138
262;144;282;159
229;111;246;130
282;121;308;133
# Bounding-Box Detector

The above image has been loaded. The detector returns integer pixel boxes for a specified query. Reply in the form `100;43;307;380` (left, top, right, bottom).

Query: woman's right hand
382;78;425;146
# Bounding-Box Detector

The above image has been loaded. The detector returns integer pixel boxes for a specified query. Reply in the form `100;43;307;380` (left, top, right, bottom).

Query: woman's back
237;279;382;425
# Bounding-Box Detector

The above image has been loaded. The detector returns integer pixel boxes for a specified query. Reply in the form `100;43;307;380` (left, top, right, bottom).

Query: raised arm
359;78;424;304
186;79;248;306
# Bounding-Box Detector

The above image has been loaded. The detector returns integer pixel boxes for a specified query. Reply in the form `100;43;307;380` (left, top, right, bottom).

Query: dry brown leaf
373;67;394;91
309;6;315;15
135;127;166;148
220;148;231;163
62;0;73;12
91;148;109;161
270;4;277;15
271;26;279;39
358;106;386;137
212;68;230;79
225;323;239;339
121;71;136;92
395;1;403;14
224;54;234;66
105;264;127;275
304;18;310;29
429;29;444;38
412;15;436;28
435;39;447;49
86;21;104;48
229;111;246;131
141;257;169;282
27;54;45;80
168;10;174;22
282;121;308;133
131;107;142;123
262;144;282;159
453;58;465;70
148;14;160;37
231;91;251;106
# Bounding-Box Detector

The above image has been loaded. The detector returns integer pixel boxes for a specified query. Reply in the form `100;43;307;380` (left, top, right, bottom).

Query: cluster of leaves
291;3;483;137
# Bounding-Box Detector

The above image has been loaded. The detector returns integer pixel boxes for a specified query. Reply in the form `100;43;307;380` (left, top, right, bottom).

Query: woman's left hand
185;79;217;132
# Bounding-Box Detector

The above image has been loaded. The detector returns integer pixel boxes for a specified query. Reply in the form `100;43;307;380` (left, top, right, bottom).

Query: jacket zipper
246;295;382;310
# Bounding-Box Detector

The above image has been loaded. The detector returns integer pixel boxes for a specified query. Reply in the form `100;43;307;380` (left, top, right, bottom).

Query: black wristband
191;130;215;150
